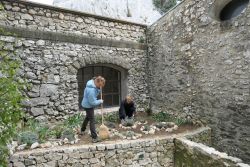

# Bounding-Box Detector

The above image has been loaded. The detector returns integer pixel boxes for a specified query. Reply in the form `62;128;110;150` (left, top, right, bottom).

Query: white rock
173;125;178;130
149;129;155;135
17;144;27;151
75;139;80;144
53;142;59;147
59;13;64;19
166;128;173;132
22;14;33;20
9;141;18;151
40;142;52;148
36;40;45;46
30;142;40;149
63;138;69;144
76;17;84;23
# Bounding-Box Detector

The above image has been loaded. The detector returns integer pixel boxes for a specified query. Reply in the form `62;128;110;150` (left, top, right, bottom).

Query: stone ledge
3;0;148;27
12;127;211;156
9;127;211;167
174;138;250;166
0;25;147;50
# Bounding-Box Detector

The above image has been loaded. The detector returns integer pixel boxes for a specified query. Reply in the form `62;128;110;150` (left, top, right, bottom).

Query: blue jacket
81;79;102;108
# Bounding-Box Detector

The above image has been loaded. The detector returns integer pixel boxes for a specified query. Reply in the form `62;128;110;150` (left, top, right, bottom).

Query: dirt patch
77;112;200;144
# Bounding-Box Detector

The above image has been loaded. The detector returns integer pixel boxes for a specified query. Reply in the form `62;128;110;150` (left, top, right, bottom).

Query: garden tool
99;87;110;140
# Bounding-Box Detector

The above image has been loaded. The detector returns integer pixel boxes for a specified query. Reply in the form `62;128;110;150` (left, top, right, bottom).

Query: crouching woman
119;96;136;122
81;76;105;143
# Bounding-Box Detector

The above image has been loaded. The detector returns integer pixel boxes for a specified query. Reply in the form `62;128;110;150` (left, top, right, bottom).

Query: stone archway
68;55;130;109
68;55;131;75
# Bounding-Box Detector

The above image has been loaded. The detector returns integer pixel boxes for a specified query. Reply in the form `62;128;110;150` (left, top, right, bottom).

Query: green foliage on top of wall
153;0;178;14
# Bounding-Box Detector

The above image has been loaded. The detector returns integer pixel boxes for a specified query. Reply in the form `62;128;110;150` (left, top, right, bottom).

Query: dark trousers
125;110;134;118
119;109;134;120
81;108;97;139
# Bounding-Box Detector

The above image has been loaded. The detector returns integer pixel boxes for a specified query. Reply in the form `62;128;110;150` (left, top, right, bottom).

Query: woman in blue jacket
80;76;105;143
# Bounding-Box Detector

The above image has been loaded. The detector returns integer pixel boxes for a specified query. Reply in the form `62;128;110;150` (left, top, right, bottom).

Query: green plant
0;28;26;165
105;113;118;123
138;36;145;43
152;111;172;122
95;115;102;124
18;131;39;146
61;128;75;141
125;131;135;138
49;125;64;139
24;119;40;131
143;125;150;131
145;108;152;116
0;2;4;11
153;0;177;14
174;117;193;126
37;126;49;143
64;113;83;128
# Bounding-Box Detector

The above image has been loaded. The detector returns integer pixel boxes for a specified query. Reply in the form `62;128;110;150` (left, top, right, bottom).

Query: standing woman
80;76;105;143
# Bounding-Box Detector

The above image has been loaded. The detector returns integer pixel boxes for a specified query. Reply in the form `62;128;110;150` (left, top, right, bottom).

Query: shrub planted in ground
64;113;83;129
153;111;172;122
96;113;119;124
145;108;153;116
37;126;50;143
24;119;40;131
49;124;64;139
105;113;119;123
61;128;75;141
18;131;39;146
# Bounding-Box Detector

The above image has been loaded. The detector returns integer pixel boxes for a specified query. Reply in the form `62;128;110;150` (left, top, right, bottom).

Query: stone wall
0;0;149;121
9;127;211;167
0;0;146;42
147;0;250;163
0;34;148;121
174;138;250;167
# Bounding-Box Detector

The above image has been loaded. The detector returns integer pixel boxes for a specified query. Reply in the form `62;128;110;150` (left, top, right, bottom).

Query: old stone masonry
1;0;250;165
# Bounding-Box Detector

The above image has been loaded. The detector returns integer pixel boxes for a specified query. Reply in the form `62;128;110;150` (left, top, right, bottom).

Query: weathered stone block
31;107;44;116
40;84;58;97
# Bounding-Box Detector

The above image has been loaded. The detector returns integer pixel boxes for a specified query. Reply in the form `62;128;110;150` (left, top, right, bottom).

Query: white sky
28;0;54;5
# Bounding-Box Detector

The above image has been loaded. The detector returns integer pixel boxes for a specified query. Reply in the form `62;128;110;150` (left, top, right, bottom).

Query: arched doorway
77;65;126;109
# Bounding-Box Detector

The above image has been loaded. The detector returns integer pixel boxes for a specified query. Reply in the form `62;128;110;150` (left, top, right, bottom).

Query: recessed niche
220;0;249;21
209;0;249;21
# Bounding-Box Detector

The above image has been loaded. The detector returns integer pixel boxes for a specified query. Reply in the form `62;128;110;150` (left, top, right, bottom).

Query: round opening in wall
220;0;249;21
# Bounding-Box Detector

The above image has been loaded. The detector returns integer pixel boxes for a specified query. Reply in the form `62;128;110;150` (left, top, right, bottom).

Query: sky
28;0;54;5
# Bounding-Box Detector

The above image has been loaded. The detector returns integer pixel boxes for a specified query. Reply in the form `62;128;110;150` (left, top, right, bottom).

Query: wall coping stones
13;127;211;156
0;25;147;50
175;138;250;166
3;0;148;27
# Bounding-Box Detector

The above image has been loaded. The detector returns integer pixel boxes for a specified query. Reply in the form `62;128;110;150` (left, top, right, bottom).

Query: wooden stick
100;87;104;125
